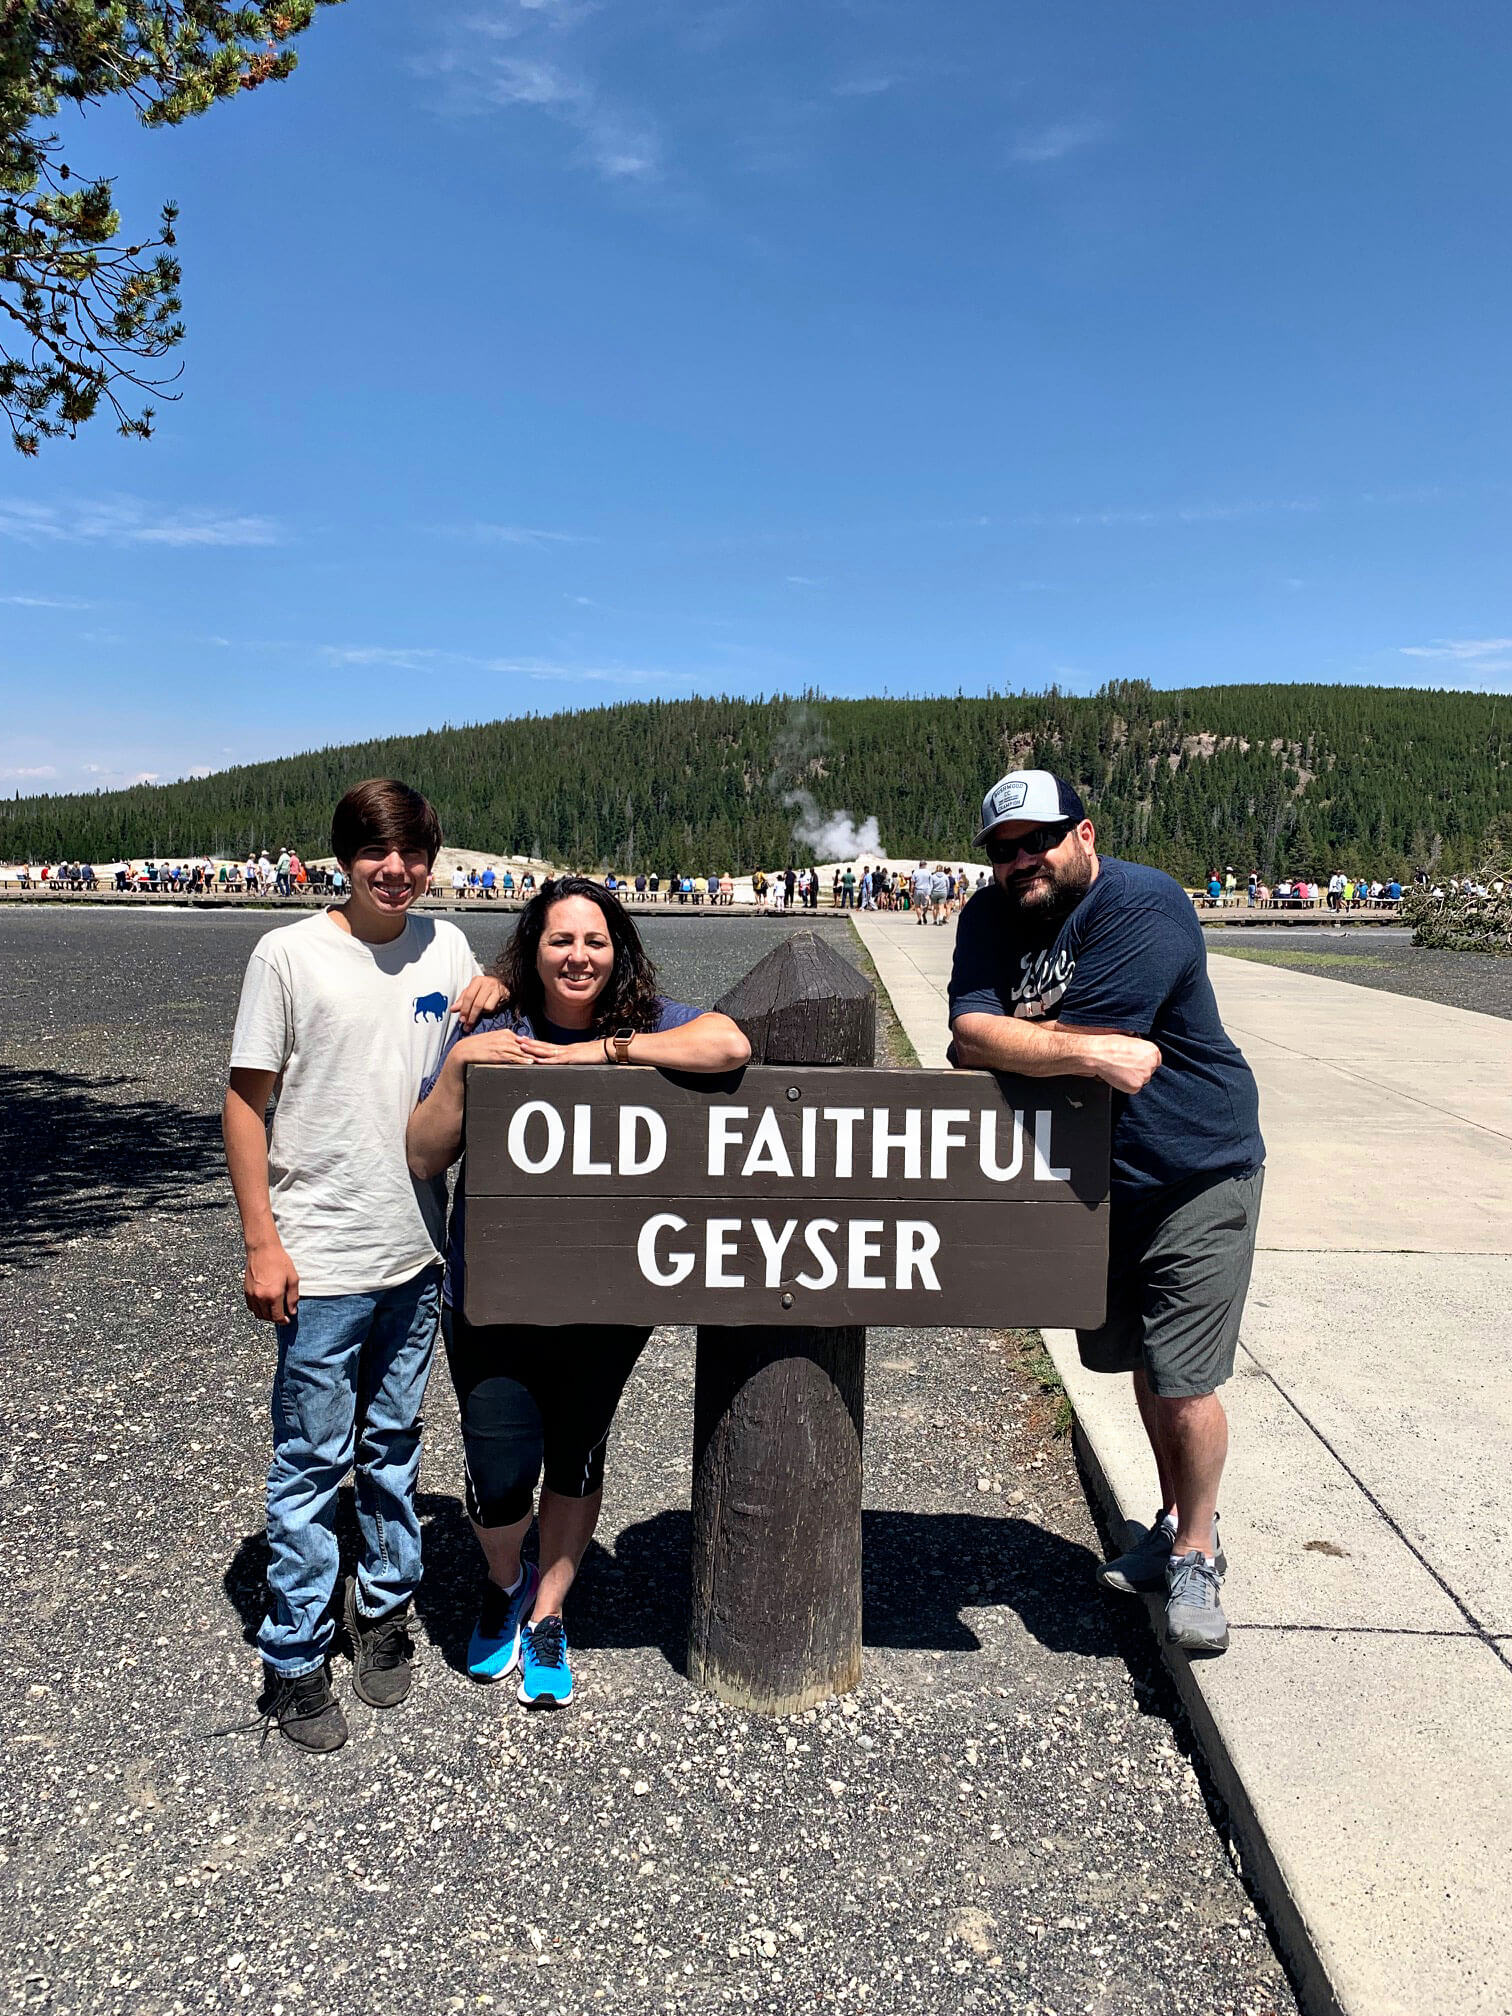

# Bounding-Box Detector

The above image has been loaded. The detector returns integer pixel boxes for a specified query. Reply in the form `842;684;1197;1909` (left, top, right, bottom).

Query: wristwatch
611;1027;635;1065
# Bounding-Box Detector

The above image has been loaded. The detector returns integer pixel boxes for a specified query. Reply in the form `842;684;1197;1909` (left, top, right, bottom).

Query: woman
406;877;749;1708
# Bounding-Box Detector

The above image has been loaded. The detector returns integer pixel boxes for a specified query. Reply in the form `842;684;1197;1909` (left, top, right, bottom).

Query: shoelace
478;1569;534;1637
527;1616;568;1668
360;1611;413;1671
207;1670;332;1746
1167;1553;1221;1608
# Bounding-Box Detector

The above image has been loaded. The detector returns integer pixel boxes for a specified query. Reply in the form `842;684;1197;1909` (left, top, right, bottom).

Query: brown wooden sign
462;1065;1110;1329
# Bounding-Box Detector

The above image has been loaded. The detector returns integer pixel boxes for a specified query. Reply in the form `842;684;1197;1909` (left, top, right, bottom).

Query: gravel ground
1209;925;1512;1020
2;910;1295;2016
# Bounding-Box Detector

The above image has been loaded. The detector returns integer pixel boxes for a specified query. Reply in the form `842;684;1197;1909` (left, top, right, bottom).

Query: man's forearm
951;1013;1103;1077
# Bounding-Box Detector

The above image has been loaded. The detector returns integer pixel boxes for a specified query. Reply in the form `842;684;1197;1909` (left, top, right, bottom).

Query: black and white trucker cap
973;769;1088;845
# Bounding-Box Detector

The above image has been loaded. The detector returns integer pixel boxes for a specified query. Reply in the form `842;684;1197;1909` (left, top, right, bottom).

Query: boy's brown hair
330;779;443;869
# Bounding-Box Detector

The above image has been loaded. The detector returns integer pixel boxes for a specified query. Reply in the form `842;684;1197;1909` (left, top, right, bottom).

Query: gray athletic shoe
1165;1549;1229;1656
1098;1508;1176;1595
1100;1510;1227;1596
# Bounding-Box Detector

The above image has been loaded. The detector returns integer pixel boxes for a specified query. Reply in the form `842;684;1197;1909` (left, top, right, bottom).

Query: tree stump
689;930;876;1714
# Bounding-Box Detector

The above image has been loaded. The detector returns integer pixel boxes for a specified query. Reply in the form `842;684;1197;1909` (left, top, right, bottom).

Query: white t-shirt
230;911;479;1297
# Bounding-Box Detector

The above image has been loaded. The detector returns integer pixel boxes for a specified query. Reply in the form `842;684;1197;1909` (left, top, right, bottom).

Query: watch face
615;1028;634;1043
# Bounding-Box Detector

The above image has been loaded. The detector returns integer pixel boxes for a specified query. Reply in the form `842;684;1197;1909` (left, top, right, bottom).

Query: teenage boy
223;779;501;1751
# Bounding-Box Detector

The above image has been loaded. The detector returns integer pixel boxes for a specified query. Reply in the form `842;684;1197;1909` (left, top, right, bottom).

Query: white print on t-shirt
1010;944;1076;1019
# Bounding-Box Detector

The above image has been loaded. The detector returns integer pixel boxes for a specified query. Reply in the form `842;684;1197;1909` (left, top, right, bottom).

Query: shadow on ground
0;1069;228;1269
225;1494;1137;1674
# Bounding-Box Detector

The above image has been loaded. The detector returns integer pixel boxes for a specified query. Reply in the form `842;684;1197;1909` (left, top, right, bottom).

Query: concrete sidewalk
852;910;1512;2016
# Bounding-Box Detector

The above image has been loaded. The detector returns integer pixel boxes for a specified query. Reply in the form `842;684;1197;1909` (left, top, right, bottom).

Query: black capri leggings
441;1307;653;1528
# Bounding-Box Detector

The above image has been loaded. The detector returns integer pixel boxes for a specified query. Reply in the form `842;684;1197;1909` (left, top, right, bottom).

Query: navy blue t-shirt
948;857;1263;1201
419;998;703;1309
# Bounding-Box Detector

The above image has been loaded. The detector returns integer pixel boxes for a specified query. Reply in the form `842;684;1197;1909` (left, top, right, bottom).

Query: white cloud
479;655;694;685
2;764;59;779
1009;116;1109;165
185;765;215;778
1008;496;1320;530
318;645;441;670
424;10;662;185
0;497;282;547
833;73;894;98
0;593;92;608
454;522;597;547
1400;637;1512;663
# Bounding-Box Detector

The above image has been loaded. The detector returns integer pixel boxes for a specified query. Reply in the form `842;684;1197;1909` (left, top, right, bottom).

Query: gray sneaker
1165;1550;1229;1656
1100;1510;1227;1596
1098;1508;1176;1595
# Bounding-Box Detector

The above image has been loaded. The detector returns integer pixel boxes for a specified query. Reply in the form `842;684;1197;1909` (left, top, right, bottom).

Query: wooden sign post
461;931;1110;1715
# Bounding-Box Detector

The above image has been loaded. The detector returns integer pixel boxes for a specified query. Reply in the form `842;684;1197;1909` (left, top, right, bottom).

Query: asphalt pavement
1206;927;1512;1021
1;908;1295;2016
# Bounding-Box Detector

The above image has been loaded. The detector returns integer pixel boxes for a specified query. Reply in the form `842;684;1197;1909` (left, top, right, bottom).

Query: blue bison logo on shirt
413;990;448;1023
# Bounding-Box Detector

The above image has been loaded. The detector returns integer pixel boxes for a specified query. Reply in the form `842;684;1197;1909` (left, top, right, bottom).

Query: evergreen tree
2;1;339;453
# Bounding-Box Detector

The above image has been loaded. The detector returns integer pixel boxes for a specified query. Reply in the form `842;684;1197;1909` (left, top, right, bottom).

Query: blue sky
3;0;1511;793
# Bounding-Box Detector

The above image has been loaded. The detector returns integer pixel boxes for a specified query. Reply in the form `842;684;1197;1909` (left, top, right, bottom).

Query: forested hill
5;683;1508;883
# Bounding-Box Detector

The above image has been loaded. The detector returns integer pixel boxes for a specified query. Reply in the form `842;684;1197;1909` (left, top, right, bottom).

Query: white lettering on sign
846;1219;887;1288
896;1220;942;1290
572;1104;613;1177
741;1107;794;1179
979;1107;1025;1181
634;1211;949;1293
823;1108;865;1178
638;1212;695;1285
619;1105;668;1176
1033;1109;1071;1183
752;1216;799;1287
706;1218;745;1288
871;1107;922;1181
502;1094;1072;1190
929;1108;971;1180
795;1218;841;1290
507;1100;566;1175
707;1107;749;1177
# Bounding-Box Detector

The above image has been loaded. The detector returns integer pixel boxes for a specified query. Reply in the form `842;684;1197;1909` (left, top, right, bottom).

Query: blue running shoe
517;1615;574;1707
466;1563;539;1683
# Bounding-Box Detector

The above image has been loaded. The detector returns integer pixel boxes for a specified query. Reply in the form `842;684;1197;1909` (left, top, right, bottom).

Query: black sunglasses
982;820;1074;864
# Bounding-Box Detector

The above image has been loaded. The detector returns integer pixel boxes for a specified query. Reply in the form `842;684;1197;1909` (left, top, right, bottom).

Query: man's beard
999;850;1094;929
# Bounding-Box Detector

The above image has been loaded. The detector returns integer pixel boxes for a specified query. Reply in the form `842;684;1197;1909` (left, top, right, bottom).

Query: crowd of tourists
1197;867;1405;909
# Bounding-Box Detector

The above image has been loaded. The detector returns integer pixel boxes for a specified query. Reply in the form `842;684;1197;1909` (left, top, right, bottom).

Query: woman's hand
445;1026;536;1074
515;1034;604;1065
454;974;508;1029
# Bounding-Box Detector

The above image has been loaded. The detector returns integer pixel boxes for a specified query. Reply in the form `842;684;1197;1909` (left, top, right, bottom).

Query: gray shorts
1076;1166;1265;1398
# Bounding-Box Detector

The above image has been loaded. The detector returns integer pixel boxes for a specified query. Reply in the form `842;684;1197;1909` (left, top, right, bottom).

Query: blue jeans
259;1267;441;1676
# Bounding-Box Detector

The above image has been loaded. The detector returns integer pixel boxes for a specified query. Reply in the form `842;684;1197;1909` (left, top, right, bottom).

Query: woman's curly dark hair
490;876;664;1035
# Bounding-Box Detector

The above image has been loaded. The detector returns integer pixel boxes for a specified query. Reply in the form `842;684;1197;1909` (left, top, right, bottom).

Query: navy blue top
948;856;1264;1201
420;998;703;1308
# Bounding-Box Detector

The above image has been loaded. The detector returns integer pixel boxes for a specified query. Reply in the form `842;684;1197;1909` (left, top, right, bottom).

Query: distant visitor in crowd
948;768;1265;1658
406;878;749;1709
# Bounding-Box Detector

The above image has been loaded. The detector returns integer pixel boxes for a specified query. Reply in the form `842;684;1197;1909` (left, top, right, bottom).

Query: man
223;780;500;1750
948;770;1265;1656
